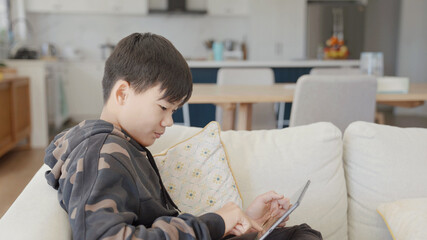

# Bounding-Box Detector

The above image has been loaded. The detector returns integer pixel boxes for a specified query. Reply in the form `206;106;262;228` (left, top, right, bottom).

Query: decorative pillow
377;198;427;240
154;121;242;215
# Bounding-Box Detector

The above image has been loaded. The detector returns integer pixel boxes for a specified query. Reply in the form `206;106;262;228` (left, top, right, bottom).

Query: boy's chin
141;138;156;147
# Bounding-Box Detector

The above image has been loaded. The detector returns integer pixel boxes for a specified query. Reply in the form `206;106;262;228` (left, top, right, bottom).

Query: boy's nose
161;114;174;127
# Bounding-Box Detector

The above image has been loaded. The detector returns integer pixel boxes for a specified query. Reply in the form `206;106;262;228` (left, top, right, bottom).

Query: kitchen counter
187;59;360;68
57;59;360;68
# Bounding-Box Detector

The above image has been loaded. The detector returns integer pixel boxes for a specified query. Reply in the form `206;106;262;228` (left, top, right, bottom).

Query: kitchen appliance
306;0;366;59
149;0;207;14
41;43;57;59
168;0;185;12
360;52;383;76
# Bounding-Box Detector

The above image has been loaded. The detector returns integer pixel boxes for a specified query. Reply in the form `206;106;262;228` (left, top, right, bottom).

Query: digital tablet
255;180;311;240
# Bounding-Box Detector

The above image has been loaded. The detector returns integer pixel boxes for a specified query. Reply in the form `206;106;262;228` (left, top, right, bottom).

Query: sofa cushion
152;122;346;240
377;198;427;240
0;164;71;240
154;121;242;215
344;122;427;240
220;122;346;240
151;122;346;240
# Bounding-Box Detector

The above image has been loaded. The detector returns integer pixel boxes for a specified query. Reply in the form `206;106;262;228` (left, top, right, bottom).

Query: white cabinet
207;0;250;16
25;0;148;15
104;0;148;14
62;61;104;122
25;0;60;12
4;60;68;148
45;63;68;130
25;0;88;13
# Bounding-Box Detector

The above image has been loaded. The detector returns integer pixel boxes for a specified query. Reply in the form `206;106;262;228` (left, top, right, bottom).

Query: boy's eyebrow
157;97;178;106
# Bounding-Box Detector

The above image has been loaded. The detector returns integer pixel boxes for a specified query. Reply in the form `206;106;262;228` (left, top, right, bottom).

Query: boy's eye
159;105;167;111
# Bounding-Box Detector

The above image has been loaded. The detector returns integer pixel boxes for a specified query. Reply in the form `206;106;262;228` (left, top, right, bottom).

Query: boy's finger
248;217;263;231
261;191;284;203
278;222;287;228
230;228;243;236
277;198;290;209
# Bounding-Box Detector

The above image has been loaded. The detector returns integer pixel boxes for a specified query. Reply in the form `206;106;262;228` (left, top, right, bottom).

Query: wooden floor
1;114;427;219
0;148;45;218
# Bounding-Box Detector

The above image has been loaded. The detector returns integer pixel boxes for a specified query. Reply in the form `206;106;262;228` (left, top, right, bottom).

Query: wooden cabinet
0;76;31;158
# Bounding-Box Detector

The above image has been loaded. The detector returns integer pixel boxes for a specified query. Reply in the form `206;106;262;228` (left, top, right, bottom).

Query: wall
22;0;306;61
395;0;427;116
363;0;400;76
25;13;249;61
249;0;306;60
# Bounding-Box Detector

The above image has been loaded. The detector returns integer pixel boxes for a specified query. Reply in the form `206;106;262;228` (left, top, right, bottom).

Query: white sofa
1;121;426;240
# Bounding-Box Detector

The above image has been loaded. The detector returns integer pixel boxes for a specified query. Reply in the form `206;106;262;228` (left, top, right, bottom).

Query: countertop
187;59;360;68
3;59;360;68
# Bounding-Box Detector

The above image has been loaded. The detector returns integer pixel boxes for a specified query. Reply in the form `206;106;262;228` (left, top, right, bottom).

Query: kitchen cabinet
25;0;148;15
103;0;148;14
25;0;62;12
5;60;68;148
207;0;250;16
0;76;31;158
45;63;68;130
25;0;90;13
62;61;104;122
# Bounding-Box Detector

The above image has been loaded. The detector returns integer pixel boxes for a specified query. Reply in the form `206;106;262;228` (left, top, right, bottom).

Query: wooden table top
189;83;427;105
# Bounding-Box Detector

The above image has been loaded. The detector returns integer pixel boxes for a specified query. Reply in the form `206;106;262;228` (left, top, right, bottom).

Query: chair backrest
289;75;377;133
216;68;276;130
217;68;275;85
310;67;363;76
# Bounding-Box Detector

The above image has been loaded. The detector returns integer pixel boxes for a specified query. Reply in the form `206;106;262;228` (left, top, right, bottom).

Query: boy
44;32;322;240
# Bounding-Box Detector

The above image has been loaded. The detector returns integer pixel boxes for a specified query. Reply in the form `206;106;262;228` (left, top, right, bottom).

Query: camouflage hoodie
44;119;225;240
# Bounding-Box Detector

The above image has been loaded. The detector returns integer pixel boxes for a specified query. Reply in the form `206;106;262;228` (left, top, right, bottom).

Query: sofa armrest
0;165;71;240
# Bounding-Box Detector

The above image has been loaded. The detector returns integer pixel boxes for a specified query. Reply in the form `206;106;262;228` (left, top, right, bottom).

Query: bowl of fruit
323;36;349;59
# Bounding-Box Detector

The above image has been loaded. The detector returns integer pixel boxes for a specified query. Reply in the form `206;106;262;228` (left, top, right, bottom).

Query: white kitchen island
187;59;360;68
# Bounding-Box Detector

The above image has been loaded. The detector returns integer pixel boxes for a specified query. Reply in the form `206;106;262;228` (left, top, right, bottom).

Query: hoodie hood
44;119;140;189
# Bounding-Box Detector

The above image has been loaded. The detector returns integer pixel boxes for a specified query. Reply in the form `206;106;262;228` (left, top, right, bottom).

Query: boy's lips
154;132;164;138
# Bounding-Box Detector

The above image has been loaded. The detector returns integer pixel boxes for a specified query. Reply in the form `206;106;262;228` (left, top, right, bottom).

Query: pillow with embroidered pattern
154;121;242;215
377;198;427;240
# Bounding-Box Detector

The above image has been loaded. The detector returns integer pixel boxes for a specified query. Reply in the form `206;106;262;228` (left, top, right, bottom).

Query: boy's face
118;84;180;147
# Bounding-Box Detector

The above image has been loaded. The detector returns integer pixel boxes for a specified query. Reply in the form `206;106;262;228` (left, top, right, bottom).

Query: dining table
187;83;427;131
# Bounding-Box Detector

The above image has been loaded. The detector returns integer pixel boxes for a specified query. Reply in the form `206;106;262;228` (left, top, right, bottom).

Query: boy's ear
114;80;130;105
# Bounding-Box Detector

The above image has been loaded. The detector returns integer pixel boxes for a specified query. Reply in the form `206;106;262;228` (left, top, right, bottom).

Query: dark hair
102;32;192;106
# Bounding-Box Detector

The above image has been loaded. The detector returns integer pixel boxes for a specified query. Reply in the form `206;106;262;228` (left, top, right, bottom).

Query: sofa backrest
344;121;427;240
151;122;348;240
1;122;347;240
0;165;71;240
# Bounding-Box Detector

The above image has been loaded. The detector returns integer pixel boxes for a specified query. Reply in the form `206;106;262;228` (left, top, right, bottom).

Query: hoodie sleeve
63;152;225;240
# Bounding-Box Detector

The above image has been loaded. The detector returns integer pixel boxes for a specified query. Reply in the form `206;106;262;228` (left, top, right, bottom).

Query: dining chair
181;103;190;126
310;67;386;124
216;68;278;130
173;104;190;127
289;75;377;133
310;67;363;75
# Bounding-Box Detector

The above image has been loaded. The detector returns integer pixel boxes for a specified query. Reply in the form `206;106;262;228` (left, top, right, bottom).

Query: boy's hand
215;202;262;236
245;191;291;227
